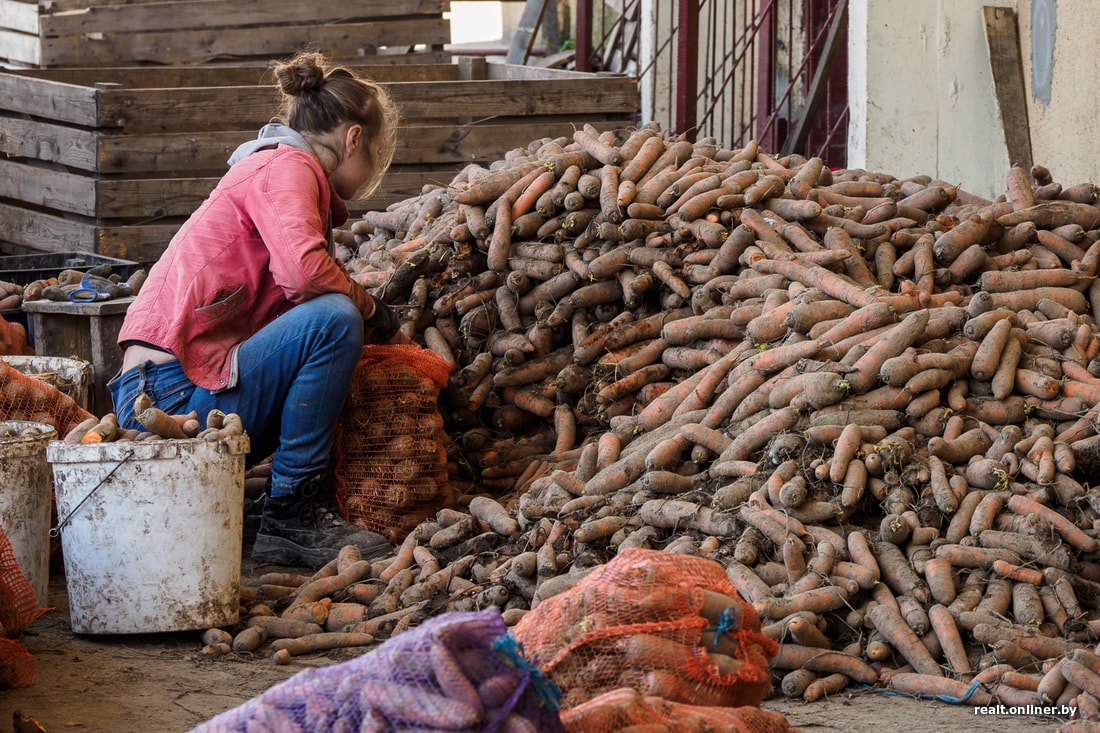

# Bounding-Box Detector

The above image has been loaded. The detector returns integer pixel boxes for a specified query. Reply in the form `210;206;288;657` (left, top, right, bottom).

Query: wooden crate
0;59;640;263
0;0;451;68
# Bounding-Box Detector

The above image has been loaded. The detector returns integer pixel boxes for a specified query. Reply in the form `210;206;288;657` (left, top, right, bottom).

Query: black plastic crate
0;253;139;286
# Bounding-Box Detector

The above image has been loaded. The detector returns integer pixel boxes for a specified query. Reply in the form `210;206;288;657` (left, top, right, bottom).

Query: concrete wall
848;0;1100;199
1019;0;1100;190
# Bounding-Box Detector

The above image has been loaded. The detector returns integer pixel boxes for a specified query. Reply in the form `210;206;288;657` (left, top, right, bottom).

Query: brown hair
269;51;398;197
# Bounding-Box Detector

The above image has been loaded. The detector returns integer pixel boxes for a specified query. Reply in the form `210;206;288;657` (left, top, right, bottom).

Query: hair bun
273;52;327;96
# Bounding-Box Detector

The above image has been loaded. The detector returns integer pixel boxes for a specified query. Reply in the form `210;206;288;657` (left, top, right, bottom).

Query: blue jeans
108;294;364;498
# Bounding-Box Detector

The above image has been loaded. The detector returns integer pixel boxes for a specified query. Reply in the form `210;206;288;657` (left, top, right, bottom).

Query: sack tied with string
512;548;778;711
188;607;565;733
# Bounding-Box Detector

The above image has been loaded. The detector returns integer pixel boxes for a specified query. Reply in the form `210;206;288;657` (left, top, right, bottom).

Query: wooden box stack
0;0;451;68
0;59;640;263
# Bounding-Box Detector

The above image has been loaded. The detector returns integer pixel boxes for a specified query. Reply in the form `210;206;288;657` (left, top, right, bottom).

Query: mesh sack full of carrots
511;548;778;714
0;312;32;356
0;358;93;436
188;607;566;733
0;524;45;689
333;342;454;543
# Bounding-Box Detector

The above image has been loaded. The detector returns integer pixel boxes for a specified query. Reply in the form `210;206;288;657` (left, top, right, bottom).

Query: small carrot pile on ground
190;126;1100;727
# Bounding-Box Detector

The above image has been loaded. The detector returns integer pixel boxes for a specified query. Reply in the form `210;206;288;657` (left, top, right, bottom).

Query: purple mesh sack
189;608;564;733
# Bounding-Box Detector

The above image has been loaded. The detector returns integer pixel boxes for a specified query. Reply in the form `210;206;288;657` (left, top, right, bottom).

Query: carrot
753;586;850;621
510;169;556;220
971;622;1082;660
452;161;541;206
717;405;801;462
874;540;930;604
1007;494;1098;553
996;200;1100;230
1061;659;1100;701
361;678;481;729
770;643;878;684
81;413;120;443
928;603;969;676
802;672;850;702
245;615;323;639
620;135;666;184
869;602;942;677
64;416;100;444
846;530;881;583
827;423;862;483
133;407;187;439
844;309;930;394
1005;166;1037;210
572;127;622;166
887;673;994;705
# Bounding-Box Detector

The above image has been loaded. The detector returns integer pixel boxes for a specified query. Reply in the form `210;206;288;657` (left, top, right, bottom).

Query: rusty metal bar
675;0;699;138
575;0;593;72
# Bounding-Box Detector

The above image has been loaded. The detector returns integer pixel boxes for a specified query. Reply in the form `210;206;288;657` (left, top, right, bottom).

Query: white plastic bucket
0;421;56;607
2;355;93;412
47;434;249;634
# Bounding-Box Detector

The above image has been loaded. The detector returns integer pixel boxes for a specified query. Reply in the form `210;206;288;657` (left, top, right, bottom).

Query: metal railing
574;0;849;166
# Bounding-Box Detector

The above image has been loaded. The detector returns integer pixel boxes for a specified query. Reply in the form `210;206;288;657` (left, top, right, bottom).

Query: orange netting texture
512;549;779;715
0;359;93;435
0;526;43;689
334;343;453;543
0;315;32;356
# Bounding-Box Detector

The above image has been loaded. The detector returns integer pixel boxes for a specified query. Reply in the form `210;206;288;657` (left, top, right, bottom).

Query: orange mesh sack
511;548;778;712
0;524;44;689
0;314;32;357
560;688;800;733
334;343;453;543
0;359;93;436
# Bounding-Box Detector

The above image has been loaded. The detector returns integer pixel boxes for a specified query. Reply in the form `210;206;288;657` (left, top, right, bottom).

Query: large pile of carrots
228;124;1100;728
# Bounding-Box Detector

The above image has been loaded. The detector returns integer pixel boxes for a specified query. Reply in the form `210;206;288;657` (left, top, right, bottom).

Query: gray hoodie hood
227;123;315;166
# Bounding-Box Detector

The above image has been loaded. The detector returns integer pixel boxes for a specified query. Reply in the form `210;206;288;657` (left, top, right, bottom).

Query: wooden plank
0;202;99;254
41;0;439;10
0;27;42;66
96;177;221;218
38;0;448;35
983;5;1033;171
0;71;99;125
0;114;99;170
0;63;459;90
96;224;182;263
0;0;41;34
393;119;635;166
91;75;637;132
1;160;97;217
482;61;609;81
3;117;636;176
386;78;640;120
0;160;216;218
36;17;451;66
505;0;549;65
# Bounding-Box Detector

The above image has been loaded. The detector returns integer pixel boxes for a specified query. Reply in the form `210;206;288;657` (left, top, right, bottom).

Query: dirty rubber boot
251;479;392;568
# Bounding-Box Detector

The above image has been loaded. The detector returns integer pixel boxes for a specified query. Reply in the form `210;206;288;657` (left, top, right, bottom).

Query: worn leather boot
251;477;391;568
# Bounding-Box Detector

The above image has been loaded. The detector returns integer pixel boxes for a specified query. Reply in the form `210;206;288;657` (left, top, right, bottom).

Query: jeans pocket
111;362;195;428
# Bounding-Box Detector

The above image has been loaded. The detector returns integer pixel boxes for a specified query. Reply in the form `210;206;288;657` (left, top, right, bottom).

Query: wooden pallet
0;59;640;263
0;0;451;67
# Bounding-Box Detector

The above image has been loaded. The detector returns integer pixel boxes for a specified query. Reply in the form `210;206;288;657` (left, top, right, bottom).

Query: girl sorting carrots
109;51;402;568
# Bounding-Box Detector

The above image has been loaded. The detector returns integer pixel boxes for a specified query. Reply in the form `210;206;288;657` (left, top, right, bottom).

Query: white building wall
849;0;1100;199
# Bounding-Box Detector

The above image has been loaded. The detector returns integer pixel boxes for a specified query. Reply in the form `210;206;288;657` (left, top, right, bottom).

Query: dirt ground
1;561;1072;733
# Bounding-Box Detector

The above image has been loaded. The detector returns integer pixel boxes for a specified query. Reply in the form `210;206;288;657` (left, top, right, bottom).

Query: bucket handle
50;449;135;538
